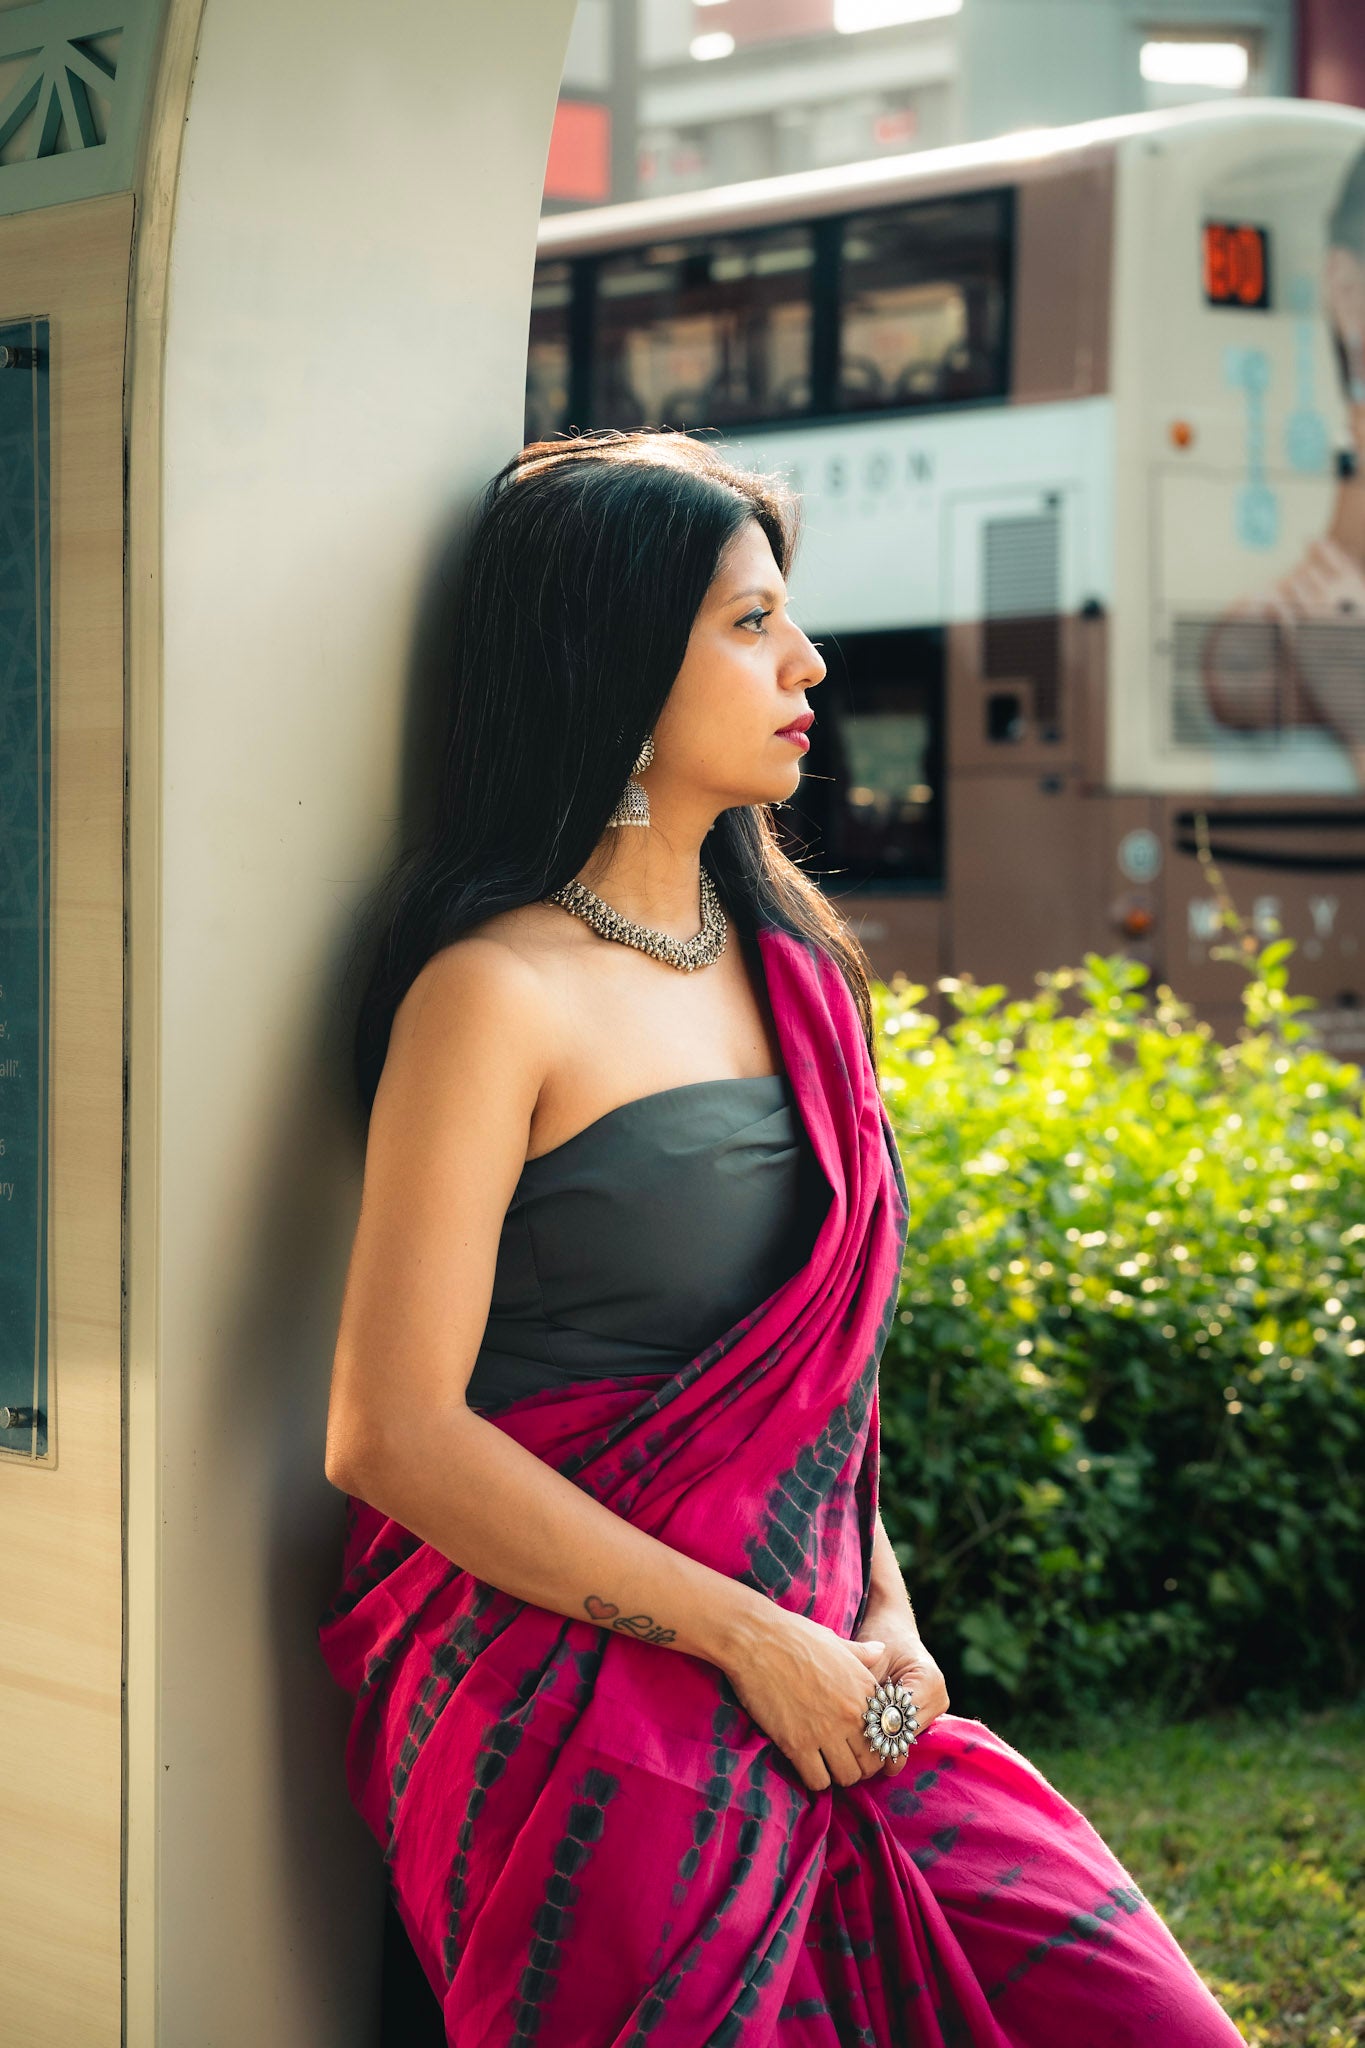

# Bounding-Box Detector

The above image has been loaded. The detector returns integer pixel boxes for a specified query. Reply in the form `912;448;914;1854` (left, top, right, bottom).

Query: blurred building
545;0;1305;213
1298;4;1365;109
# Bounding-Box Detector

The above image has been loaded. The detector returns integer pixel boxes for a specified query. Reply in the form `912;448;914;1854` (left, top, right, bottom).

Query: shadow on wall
198;491;489;2045
382;1889;447;2045
375;496;505;2040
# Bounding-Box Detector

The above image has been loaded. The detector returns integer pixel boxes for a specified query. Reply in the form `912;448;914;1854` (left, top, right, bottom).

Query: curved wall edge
124;2;575;2039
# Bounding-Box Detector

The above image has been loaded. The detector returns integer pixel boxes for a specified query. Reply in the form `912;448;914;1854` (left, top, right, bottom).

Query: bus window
837;190;1012;412
526;260;573;441
777;627;945;892
591;225;814;429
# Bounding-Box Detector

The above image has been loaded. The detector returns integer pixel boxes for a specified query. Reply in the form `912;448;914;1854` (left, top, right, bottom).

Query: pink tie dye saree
319;923;1244;2046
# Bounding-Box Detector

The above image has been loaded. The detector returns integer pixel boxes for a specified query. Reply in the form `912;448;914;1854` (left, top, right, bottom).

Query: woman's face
649;519;826;818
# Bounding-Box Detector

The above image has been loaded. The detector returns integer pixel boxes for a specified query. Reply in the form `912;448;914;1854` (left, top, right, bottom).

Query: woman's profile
1201;143;1365;784
319;429;1244;2044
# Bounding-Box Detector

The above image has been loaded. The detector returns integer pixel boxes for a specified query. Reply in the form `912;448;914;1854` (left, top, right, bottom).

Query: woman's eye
739;608;773;633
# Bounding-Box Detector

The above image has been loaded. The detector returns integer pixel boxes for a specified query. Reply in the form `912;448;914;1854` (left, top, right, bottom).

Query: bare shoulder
382;901;579;1124
395;913;544;1045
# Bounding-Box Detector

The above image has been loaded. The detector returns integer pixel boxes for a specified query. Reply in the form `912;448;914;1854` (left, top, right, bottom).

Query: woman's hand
718;1606;897;1793
851;1609;950;1778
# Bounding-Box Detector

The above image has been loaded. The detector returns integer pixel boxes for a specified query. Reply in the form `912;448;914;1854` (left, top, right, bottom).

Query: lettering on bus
1188;893;1343;959
1202;221;1271;310
788;447;935;500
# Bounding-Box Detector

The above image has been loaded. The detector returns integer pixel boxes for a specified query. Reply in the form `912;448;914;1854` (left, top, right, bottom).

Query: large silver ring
862;1680;919;1761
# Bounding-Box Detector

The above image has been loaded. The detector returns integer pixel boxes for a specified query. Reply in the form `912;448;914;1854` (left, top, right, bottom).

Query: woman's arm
323;934;886;1790
853;1510;951;1764
337;1390;772;1665
862;1510;920;1635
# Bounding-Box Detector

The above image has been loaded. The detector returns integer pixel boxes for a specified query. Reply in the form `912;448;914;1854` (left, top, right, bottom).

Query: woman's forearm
862;1510;919;1632
333;1405;779;1672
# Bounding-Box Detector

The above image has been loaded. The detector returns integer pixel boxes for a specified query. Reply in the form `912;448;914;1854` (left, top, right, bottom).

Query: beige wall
126;2;577;2039
0;194;131;2048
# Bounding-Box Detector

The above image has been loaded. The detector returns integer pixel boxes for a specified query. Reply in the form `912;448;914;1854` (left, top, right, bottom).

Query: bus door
943;483;1105;991
776;623;947;993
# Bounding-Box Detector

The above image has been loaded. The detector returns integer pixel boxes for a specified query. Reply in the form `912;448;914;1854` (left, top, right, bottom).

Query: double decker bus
528;100;1365;1052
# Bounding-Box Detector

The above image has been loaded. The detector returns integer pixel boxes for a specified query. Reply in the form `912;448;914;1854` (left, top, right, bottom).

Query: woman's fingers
727;1614;944;1794
823;1740;871;1789
843;1732;883;1781
870;1656;950;1776
790;1647;951;1791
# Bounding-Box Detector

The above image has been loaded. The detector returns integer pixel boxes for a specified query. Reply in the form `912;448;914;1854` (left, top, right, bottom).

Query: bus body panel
531;102;1365;1044
1012;154;1113;405
721;396;1114;630
1157;795;1365;1056
1109;102;1365;798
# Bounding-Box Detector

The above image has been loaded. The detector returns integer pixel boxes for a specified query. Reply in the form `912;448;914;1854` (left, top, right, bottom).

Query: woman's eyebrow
724;583;786;606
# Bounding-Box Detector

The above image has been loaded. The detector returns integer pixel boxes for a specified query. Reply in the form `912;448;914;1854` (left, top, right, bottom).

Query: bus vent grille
984;513;1059;619
983;512;1062;737
1168;613;1365;750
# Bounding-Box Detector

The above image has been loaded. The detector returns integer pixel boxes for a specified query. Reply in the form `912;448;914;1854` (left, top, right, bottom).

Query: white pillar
125;3;577;2039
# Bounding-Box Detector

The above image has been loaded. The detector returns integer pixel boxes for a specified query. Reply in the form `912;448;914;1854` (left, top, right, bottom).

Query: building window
544;100;612;205
1138;31;1262;109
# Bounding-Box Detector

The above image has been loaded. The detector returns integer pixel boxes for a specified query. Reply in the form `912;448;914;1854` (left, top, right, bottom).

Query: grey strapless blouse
465;1075;832;1414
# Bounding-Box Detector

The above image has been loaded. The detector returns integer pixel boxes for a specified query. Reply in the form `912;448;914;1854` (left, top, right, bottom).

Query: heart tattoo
582;1593;677;1646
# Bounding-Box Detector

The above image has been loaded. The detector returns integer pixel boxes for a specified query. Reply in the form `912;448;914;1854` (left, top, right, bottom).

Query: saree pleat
318;923;1245;2046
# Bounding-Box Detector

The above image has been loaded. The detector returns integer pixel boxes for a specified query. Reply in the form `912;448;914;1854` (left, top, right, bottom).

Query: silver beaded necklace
544;864;728;973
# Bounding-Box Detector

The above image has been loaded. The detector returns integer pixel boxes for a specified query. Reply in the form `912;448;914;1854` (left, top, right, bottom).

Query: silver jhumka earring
606;734;654;828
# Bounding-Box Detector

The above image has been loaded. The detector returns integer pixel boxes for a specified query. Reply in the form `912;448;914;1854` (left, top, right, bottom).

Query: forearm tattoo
584;1592;677;1645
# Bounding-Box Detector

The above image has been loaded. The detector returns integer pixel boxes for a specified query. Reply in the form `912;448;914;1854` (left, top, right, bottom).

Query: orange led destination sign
1202;221;1270;309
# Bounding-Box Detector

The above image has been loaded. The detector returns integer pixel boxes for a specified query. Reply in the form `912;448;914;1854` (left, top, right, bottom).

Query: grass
1022;1698;1365;2046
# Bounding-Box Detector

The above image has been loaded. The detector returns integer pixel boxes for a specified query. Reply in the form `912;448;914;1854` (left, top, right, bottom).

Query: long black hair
347;427;876;1120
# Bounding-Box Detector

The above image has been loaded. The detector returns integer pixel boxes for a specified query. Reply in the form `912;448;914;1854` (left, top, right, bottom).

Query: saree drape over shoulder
318;925;1244;2048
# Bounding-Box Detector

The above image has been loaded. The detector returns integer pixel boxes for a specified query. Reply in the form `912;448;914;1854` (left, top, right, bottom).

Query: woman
1199;143;1365;791
319;429;1244;2045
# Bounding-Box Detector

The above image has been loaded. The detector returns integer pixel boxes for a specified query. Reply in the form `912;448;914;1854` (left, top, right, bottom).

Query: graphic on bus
1199;143;1365;795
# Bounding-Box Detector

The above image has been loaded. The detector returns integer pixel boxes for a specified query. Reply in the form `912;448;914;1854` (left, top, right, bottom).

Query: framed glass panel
0;319;50;1462
837;189;1012;412
526;259;573;442
591;224;814;428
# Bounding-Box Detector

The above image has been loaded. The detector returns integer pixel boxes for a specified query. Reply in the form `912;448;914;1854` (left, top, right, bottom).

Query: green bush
874;857;1365;1725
